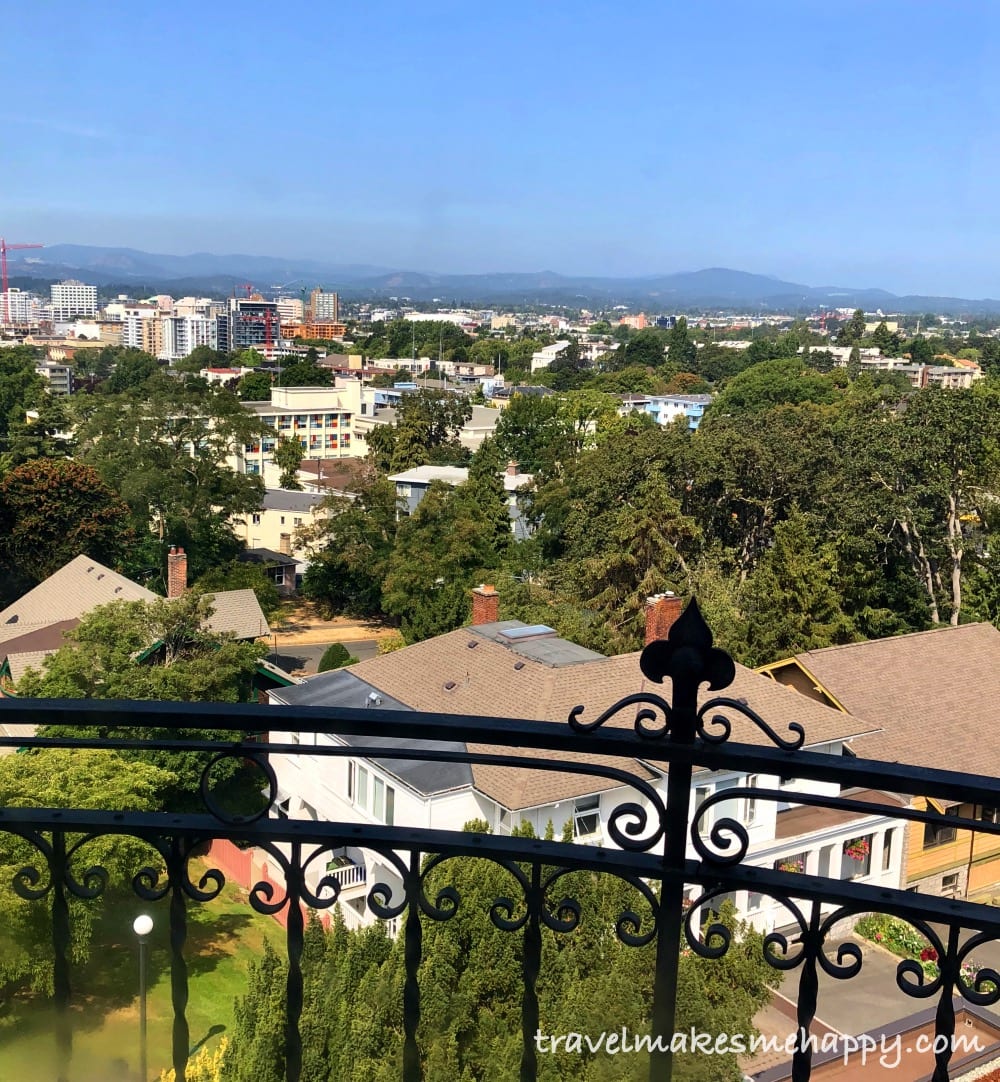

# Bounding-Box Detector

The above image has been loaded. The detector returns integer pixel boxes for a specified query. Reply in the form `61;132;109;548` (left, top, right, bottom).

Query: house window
251;513;261;525
280;516;285;524
842;834;873;880
981;806;1000;825
923;805;961;848
397;484;412;497
273;568;285;586
573;796;600;839
747;891;764;912
347;761;394;824
497;806;511;835
744;774;758;824
694;785;711;828
774;851;807;874
882;830;894;872
942;872;960;896
294;517;302;526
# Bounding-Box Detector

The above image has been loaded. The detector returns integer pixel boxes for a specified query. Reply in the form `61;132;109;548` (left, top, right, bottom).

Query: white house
265;596;904;936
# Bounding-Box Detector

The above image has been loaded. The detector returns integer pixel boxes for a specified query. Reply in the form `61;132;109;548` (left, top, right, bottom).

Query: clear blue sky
4;0;1000;295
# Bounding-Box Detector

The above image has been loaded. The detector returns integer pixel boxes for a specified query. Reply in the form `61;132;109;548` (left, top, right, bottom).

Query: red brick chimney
167;546;188;598
506;460;519;476
471;584;499;625
644;592;683;644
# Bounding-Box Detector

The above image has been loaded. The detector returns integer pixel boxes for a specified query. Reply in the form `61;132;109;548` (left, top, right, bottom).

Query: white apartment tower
161;315;218;360
1;289;42;323
50;280;97;320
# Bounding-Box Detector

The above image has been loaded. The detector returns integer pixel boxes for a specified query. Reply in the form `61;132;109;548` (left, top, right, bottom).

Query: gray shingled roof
270;622;874;809
203;590;270;641
0;555;156;637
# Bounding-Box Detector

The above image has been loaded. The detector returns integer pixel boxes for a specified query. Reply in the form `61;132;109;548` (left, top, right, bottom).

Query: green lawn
0;873;285;1082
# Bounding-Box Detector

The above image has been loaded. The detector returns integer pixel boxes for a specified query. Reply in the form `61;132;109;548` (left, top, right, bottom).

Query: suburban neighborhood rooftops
271;622;880;810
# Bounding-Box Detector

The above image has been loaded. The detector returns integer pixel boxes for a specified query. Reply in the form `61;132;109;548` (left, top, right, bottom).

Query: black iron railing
1;601;999;1082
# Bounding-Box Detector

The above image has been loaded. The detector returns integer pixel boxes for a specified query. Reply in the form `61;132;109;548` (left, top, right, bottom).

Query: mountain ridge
7;244;999;312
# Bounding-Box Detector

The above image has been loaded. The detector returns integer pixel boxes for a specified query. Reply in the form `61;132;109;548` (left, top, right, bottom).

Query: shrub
317;642;358;672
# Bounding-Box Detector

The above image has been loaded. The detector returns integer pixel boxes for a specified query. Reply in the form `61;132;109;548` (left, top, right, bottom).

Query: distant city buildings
50;279;97;320
309;288;339;323
0;288;42;323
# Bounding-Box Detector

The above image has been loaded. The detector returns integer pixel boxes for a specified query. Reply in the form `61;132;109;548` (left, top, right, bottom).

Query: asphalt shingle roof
790;623;1000;773
275;625;877;810
0;555;156;636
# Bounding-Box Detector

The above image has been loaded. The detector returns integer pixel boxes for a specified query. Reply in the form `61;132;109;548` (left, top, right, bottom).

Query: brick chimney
471;584;499;626
644;592;683;644
166;546;188;599
506;460;519;476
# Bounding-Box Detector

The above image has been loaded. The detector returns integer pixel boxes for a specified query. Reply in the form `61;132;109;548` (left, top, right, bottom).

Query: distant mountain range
8;244;1000;313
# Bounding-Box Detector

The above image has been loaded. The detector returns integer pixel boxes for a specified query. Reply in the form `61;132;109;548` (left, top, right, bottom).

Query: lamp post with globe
133;914;154;1080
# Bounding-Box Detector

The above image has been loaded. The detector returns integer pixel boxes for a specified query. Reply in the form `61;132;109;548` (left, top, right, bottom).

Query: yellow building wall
905;797;1000;891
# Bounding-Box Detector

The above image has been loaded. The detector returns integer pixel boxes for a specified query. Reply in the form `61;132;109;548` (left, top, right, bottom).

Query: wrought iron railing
1;601;999;1082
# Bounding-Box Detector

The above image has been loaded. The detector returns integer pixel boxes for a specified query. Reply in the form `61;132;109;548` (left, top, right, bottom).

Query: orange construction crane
1;237;43;323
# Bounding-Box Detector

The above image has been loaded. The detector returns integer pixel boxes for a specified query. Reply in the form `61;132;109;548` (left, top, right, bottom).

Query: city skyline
5;0;1000;296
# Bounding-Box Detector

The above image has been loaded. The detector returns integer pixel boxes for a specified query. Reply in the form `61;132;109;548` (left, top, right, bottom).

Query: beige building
237;489;330;560
236;382;363;486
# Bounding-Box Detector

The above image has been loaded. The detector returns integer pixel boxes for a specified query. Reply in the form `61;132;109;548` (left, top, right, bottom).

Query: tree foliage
223;829;778;1082
0;458;135;583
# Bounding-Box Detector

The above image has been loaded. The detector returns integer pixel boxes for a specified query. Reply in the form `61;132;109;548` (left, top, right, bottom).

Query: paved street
266;638;379;676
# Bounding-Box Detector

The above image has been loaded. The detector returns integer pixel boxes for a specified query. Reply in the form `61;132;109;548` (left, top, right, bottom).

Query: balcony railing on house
2;601;1000;1082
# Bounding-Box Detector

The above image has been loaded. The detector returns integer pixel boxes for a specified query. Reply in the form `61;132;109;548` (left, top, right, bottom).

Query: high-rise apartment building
121;305;160;350
309;288;339;322
1;289;42;323
50;280;98;320
161;315;218;360
217;297;281;355
276;297;305;323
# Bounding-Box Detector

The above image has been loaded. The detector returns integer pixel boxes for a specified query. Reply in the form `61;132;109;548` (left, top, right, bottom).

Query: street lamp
133;914;154;1081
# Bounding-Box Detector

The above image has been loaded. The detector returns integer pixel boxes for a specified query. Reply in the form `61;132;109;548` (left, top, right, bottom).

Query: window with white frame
744;774;759;824
347;760;395;825
573;795;600;839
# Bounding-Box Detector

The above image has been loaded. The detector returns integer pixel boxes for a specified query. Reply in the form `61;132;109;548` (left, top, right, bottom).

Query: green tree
237;370;274;400
707;358;840;417
837;309;867;345
274;434;304;489
491;392;569;475
302;476;400;616
621;327;668;368
366;389;472;473
317;642;359;671
908;335;934;365
383;478;508;642
105;348;160;393
72;375;267;581
0;749;175;994
870;321;894;352
0;344;43;443
741;510;856;666
667;317;697;369
0;458;135;582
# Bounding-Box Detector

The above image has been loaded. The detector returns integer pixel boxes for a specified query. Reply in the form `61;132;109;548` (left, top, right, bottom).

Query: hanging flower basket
778;859;804;873
844;838;870;861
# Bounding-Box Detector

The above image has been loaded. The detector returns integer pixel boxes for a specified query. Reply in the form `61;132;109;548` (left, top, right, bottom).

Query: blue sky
4;0;1000;295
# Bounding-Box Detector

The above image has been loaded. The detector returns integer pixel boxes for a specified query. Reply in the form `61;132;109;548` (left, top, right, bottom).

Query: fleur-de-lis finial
639;598;735;703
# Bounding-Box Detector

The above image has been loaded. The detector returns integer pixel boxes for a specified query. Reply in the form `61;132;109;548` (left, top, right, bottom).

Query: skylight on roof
498;625;556;641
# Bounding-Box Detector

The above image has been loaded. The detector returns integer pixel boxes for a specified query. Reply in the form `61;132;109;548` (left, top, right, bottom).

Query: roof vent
467;640;479;649
513;661;525;671
97;573;104;580
444;681;457;690
114;586;122;593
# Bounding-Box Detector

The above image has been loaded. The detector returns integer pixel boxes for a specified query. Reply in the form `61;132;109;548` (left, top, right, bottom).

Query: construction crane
1;238;43;323
237;282;254;299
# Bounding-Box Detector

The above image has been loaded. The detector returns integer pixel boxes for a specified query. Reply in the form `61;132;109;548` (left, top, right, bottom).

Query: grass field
0;875;285;1082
